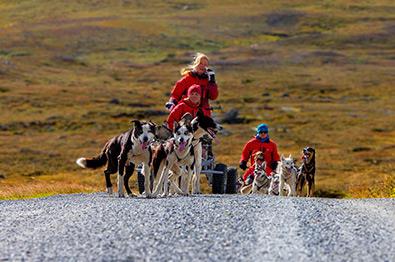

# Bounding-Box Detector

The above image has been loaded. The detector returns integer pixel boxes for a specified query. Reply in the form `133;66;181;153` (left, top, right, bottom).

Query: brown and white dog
76;120;158;198
296;147;316;197
251;161;271;194
240;152;271;195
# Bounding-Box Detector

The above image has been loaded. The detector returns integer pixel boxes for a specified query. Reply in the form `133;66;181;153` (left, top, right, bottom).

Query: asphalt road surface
1;194;394;261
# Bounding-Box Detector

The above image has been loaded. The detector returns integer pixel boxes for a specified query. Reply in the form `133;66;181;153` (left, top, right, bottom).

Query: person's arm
269;143;281;171
239;141;251;170
167;104;183;130
207;82;218;100
170;75;190;104
243;166;254;182
272;143;280;162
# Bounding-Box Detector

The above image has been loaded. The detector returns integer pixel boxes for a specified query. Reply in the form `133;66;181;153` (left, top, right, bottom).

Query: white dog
279;154;298;197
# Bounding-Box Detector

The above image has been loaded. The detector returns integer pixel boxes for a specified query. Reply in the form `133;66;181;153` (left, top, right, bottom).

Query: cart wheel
225;167;237;194
212;163;227;194
137;170;145;194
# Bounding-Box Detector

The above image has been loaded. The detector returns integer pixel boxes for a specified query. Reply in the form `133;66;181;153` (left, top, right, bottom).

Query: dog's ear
148;120;157;134
288;154;292;159
148;120;157;127
156;122;172;140
181;113;193;126
131;119;142;129
281;154;284;161
173;121;179;132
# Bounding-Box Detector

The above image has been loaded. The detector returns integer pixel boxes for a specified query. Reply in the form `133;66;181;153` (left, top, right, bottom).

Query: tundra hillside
0;0;394;199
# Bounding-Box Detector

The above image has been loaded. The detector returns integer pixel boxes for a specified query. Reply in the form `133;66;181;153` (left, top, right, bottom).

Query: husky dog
251;152;270;194
239;152;271;195
152;119;195;197
151;111;220;197
251;161;271;194
279;154;298;197
296;147;316;197
76;120;157;197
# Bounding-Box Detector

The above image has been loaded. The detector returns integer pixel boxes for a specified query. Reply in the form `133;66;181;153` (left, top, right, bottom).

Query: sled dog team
76;111;220;198
240;147;316;197
76;111;316;198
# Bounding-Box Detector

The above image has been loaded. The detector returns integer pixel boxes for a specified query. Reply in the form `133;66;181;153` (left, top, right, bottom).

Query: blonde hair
180;52;209;76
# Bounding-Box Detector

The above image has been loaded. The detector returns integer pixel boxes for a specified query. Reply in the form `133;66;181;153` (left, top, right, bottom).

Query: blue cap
256;123;269;134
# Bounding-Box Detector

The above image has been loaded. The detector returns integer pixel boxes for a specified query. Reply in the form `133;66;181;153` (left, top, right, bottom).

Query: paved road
0;194;394;261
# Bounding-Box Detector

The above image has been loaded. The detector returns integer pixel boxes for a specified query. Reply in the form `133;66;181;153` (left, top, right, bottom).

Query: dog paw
106;187;113;195
117;193;125;198
127;193;137;198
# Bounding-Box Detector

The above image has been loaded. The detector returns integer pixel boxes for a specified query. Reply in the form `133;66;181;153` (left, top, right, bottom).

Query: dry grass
1;0;394;199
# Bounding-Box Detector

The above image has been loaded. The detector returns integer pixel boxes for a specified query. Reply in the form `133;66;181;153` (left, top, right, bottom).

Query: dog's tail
76;146;108;169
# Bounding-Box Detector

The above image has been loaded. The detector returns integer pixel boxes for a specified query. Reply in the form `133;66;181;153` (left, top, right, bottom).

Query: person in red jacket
167;84;201;130
239;123;280;183
165;52;218;117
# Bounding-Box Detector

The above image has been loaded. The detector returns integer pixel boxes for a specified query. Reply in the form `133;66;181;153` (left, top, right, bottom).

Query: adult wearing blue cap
239;123;280;184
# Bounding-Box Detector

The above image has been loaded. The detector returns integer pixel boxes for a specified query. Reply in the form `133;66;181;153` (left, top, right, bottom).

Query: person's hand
207;69;216;83
239;160;247;171
165;101;175;111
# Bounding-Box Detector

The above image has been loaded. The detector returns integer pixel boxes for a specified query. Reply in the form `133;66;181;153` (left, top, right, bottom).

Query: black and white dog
76;120;157;197
190;110;219;194
296;147;316;197
279;154;298;197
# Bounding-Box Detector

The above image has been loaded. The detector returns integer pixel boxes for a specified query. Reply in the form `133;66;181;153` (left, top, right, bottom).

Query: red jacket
240;137;280;180
167;98;200;130
242;165;256;181
170;71;218;116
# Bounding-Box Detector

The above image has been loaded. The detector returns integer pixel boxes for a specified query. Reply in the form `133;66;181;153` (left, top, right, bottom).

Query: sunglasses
256;158;264;161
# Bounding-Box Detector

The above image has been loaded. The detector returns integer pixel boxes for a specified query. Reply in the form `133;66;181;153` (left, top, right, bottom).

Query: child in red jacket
167;84;201;130
239;123;280;183
165;52;218;117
